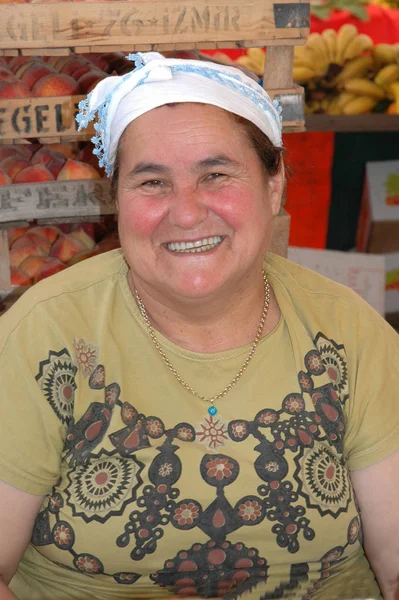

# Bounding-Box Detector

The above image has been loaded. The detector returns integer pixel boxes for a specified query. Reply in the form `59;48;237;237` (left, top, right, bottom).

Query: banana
343;78;386;99
374;64;399;87
333;55;373;85
293;65;318;83
342;96;378;115
294;45;327;73
342;34;373;62
387;82;399;113
335;24;358;64
326;96;342;115
247;48;266;73
306;33;330;64
321;29;337;64
372;43;396;67
336;91;357;108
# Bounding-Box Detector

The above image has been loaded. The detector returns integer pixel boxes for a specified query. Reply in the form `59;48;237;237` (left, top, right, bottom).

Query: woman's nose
168;188;208;229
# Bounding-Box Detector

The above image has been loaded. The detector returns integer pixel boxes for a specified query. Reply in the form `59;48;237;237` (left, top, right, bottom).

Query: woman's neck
129;271;280;353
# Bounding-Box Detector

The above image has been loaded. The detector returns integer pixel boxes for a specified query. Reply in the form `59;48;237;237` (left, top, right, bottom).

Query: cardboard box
288;246;386;315
356;160;399;254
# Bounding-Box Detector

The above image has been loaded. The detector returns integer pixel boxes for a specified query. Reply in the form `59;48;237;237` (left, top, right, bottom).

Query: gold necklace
134;270;270;416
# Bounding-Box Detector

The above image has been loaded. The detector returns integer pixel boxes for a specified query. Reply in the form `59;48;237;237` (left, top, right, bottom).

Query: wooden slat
0;231;11;289
306;114;399;132
21;47;71;56
0;0;309;52
0;95;92;142
0;180;113;224
263;45;294;90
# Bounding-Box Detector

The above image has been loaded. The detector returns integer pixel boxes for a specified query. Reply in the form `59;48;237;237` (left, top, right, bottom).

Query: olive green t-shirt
1;250;398;600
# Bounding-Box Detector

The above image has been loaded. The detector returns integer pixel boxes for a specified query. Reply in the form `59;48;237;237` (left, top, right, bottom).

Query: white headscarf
76;52;283;177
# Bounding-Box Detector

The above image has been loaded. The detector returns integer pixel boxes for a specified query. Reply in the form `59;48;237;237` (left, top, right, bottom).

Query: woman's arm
350;448;399;600
0;480;45;596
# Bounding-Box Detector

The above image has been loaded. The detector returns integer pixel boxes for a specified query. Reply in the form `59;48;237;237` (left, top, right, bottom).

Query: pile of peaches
9;220;120;286
0;142;104;185
0;52;134;99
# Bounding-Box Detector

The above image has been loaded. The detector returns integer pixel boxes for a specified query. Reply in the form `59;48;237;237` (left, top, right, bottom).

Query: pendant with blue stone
208;405;217;416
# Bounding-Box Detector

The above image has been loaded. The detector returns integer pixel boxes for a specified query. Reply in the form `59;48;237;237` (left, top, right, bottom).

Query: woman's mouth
164;236;223;253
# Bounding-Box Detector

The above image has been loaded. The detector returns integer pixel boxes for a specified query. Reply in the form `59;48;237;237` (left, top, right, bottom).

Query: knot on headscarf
76;52;283;177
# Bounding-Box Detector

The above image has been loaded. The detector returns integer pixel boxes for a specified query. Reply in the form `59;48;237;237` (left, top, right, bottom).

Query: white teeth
166;236;222;253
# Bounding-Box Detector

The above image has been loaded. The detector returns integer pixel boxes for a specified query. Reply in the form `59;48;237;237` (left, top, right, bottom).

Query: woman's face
117;103;283;302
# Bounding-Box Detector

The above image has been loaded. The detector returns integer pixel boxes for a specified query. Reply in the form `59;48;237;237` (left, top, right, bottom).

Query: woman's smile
163;236;224;253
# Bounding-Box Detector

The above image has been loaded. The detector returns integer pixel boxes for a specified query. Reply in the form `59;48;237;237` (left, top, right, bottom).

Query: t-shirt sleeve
343;303;399;471
0;305;68;496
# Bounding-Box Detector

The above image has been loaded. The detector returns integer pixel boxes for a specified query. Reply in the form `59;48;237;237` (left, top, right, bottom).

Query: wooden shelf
305;114;399;133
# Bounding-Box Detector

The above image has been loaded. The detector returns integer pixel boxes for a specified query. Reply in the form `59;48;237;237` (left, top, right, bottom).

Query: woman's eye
206;173;226;182
142;180;164;188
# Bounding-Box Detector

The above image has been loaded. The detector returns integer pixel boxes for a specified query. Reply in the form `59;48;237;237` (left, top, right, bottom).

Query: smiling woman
0;52;398;600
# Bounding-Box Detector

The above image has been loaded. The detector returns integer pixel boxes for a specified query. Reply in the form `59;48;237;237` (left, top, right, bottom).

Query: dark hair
110;105;284;201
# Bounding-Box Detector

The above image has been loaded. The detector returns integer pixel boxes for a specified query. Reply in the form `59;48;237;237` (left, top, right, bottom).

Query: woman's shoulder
266;252;370;309
265;252;396;343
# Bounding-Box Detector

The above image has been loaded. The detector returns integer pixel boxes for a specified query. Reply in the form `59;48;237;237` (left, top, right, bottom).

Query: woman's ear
267;163;285;217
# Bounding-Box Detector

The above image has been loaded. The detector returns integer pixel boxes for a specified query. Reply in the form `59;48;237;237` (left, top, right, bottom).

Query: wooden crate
0;0;309;132
0;96;93;144
0;0;309;54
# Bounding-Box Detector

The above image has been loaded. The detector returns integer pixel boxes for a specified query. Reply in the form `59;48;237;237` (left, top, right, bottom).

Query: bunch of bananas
293;24;373;83
293;25;399;115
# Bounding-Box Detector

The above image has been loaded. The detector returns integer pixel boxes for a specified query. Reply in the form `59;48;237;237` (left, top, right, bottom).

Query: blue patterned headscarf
76;52;283;177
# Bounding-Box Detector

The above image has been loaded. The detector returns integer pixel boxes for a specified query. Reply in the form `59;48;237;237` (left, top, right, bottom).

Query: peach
77;69;106;94
47;143;77;159
76;146;105;177
13;165;54;184
0;156;30;181
32;146;66;165
19;62;56;90
17;144;41;160
19;255;49;278
21;231;52;254
34;258;67;283
50;234;88;263
52;57;74;73
91;52;125;73
32;73;79;97
9;237;48;267
8;56;34;74
0;169;12;185
31;147;66;178
14;59;37;80
46;56;64;69
10;267;32;287
68;247;101;266
70;65;92;80
60;58;90;77
0;80;32;99
56;159;102;181
0;68;16;81
69;228;96;250
0;145;29;161
7;226;30;247
28;225;61;245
